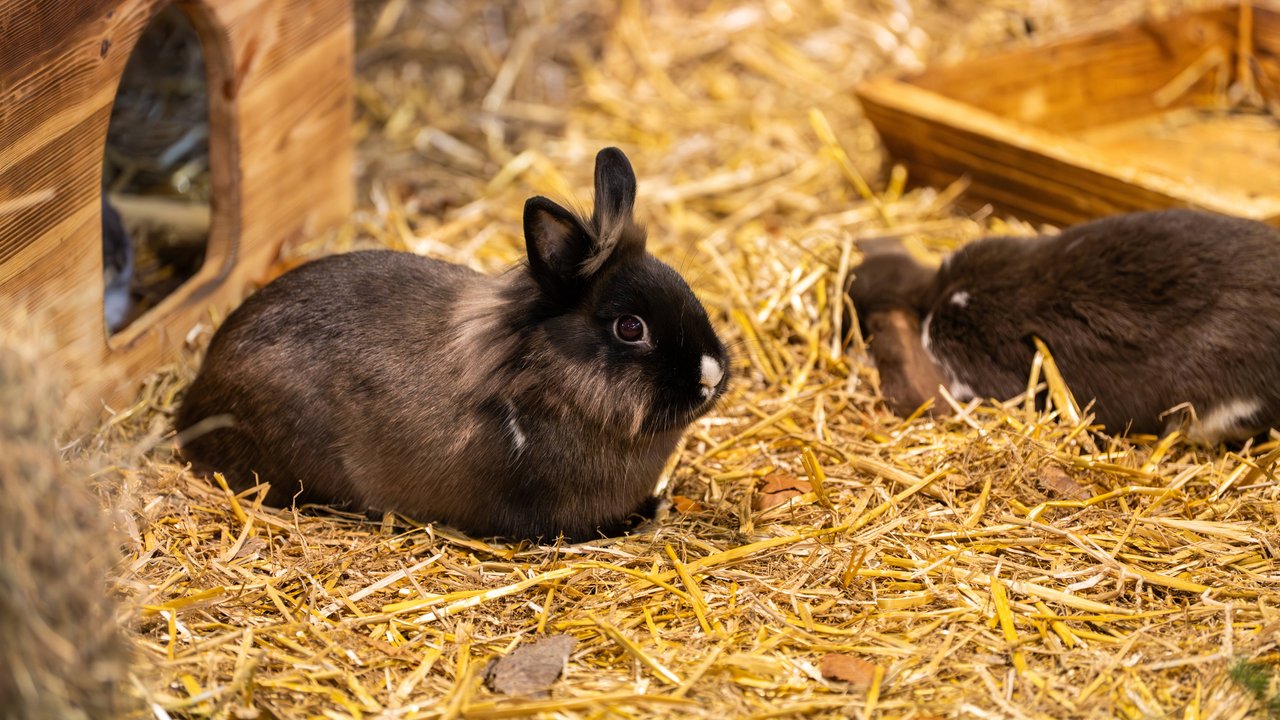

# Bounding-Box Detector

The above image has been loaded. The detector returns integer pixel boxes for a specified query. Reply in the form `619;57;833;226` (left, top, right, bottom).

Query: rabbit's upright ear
581;147;645;275
524;196;594;301
591;147;636;231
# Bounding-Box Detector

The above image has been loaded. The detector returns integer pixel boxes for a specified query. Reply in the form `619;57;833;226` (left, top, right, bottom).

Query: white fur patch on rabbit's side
1187;397;1262;444
504;400;527;453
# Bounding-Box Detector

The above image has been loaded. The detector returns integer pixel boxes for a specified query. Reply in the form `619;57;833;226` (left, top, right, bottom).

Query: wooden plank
856;3;1280;229
1255;3;1280;79
0;0;354;423
861;79;1280;226
910;7;1239;133
101;0;355;381
0;1;162;273
0;1;125;83
0;111;107;272
1079;110;1280;200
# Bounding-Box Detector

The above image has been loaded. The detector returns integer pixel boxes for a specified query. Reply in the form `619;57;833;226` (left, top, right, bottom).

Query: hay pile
0;334;131;720
97;0;1280;718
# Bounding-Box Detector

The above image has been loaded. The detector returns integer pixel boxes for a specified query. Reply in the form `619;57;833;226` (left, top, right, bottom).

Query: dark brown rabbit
847;209;1280;444
176;148;729;542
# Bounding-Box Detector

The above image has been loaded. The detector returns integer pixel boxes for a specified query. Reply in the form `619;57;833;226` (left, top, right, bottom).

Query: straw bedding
0;335;131;720
84;0;1280;718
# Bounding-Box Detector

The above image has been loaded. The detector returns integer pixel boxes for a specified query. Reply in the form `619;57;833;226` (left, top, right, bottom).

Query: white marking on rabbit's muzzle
699;355;724;398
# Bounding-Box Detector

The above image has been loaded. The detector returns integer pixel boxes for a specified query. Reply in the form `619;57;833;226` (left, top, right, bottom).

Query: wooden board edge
854;76;1280;223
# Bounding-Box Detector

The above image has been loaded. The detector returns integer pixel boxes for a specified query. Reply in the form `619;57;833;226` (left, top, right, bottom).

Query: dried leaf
484;634;576;698
672;495;704;513
754;475;813;511
1038;465;1089;500
232;537;268;560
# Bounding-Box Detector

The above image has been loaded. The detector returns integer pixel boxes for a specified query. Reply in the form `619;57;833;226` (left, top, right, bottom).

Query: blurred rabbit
847;209;1280;444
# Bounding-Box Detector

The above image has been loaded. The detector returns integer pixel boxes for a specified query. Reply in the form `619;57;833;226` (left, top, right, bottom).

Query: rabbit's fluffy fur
849;209;1280;444
177;148;729;541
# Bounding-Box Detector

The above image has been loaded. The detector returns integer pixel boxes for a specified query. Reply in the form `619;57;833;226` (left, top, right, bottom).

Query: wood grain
910;8;1240;133
857;2;1280;228
0;0;354;423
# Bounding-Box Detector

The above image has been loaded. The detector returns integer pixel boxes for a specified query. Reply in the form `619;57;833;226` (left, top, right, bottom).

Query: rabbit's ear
591;147;636;230
579;147;645;276
524;196;593;300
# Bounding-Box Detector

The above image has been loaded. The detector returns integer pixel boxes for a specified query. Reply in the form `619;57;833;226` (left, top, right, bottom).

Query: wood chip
819;654;878;687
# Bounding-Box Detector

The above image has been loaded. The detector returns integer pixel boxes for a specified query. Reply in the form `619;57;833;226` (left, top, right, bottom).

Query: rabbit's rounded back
177;148;729;541
854;209;1280;443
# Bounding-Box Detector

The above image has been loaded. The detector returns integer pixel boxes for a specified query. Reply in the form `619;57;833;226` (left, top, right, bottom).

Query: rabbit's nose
699;355;724;395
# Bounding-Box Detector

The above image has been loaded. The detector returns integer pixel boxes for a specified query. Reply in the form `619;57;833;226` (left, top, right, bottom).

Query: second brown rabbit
847;209;1280;444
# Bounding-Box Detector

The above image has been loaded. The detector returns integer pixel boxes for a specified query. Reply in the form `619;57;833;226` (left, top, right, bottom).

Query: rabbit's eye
614;315;647;343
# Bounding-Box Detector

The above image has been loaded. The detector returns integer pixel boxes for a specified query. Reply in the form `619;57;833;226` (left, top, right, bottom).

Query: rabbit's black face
522;147;729;437
594;256;729;432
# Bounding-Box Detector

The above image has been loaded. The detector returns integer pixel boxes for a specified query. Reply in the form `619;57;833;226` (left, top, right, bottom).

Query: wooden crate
856;2;1280;227
0;0;354;417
